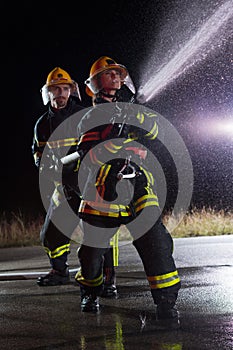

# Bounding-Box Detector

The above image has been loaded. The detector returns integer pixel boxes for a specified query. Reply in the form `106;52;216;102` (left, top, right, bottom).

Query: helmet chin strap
94;94;117;105
95;85;136;104
99;88;130;103
100;89;118;100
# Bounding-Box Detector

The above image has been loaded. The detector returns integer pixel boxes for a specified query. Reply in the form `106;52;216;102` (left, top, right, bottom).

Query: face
99;69;122;94
48;84;71;109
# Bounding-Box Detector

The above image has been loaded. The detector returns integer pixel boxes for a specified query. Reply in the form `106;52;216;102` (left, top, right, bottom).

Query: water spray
137;0;233;103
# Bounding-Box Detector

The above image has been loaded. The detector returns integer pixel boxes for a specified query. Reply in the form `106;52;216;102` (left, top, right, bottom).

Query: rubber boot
80;286;100;313
152;290;180;330
37;254;70;286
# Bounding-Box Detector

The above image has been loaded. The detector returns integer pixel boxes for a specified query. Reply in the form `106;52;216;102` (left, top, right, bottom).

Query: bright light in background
206;118;233;138
215;121;233;136
193;114;233;140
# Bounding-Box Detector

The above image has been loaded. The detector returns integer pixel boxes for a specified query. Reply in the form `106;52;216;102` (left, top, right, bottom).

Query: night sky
4;0;233;216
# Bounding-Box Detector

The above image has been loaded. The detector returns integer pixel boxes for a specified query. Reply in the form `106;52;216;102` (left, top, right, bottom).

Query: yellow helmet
41;67;82;105
46;67;73;87
85;56;128;97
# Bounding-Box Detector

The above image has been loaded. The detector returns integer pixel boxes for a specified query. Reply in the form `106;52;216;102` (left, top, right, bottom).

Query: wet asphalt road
0;235;233;350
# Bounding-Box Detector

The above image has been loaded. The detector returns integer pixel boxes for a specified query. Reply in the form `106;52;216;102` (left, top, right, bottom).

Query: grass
163;207;233;238
0;211;43;248
0;207;232;248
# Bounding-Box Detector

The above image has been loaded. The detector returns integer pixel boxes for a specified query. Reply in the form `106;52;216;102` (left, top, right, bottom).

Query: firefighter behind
32;67;83;286
74;56;181;329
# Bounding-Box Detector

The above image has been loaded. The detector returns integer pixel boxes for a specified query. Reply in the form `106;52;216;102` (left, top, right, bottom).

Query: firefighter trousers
40;190;81;271
40;190;116;275
76;213;181;303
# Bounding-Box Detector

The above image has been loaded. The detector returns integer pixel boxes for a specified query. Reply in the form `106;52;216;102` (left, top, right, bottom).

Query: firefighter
79;57;138;298
74;57;181;328
32;67;83;286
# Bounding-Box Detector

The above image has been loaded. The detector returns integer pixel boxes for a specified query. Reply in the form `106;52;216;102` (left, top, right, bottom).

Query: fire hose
0;268;79;281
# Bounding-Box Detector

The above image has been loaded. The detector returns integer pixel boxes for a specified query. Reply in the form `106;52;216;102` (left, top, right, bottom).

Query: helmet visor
40;80;81;105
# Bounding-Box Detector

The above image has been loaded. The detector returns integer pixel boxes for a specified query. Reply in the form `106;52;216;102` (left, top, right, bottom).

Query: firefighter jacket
76;101;160;225
32;96;84;205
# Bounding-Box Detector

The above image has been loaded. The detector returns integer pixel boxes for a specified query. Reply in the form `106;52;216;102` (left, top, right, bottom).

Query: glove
52;154;62;173
39;154;62;181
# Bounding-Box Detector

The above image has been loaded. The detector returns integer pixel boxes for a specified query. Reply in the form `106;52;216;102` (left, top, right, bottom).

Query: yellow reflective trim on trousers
75;270;103;287
147;271;180;289
110;231;119;266
44;243;71;259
